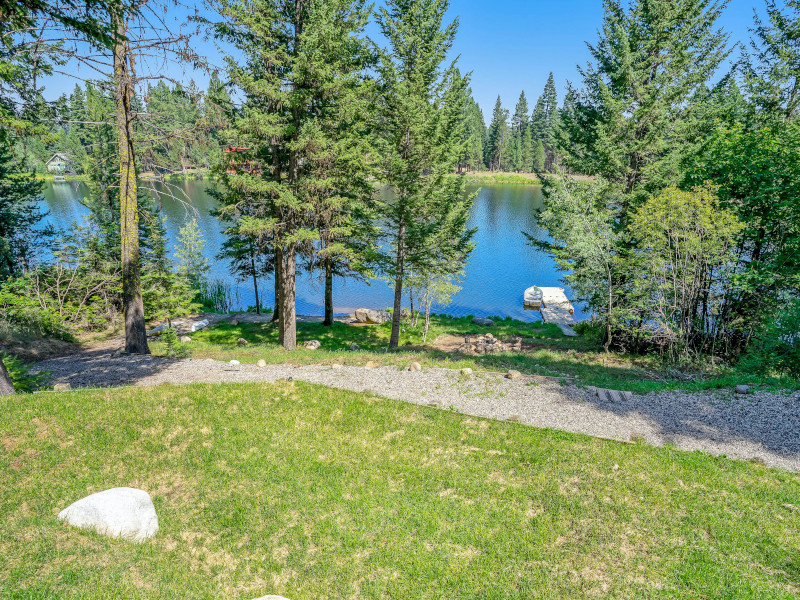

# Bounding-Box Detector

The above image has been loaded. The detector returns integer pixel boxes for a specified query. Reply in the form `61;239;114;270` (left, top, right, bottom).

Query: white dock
525;286;578;336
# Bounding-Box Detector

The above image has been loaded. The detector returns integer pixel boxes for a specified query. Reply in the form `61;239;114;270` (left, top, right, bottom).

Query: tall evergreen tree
210;0;374;350
459;90;486;171
560;0;729;206
511;91;530;172
485;95;509;171
375;0;476;349
531;73;559;171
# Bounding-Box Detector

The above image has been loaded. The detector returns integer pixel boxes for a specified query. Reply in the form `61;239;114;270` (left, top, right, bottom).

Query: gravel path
33;351;800;472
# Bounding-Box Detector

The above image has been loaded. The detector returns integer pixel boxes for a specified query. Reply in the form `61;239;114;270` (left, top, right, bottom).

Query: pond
39;180;582;321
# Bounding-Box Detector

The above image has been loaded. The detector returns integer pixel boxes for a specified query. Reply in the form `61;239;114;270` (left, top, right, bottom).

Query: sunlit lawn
1;382;799;599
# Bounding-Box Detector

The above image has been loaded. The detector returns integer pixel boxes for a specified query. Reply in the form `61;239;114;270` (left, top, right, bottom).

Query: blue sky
42;0;761;121
447;0;756;117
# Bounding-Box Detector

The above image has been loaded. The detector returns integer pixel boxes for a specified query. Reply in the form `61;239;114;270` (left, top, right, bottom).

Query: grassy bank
462;171;542;185
151;315;798;394
1;382;798;599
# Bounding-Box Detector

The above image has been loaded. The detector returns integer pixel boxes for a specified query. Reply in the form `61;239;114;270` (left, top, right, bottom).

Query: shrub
738;300;800;380
160;327;190;359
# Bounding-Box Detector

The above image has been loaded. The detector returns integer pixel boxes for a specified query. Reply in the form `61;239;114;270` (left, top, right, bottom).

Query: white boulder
190;319;209;332
57;487;159;542
303;340;322;350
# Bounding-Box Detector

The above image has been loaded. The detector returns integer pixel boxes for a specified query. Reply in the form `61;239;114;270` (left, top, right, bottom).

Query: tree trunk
250;240;260;314
280;244;297;350
0;358;15;396
389;223;405;349
114;14;149;355
323;257;333;326
274;245;283;330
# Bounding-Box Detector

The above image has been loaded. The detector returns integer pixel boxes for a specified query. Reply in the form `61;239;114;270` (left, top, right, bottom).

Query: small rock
472;317;495;326
57;487;158;542
408;362;422;372
257;359;267;368
303;340;321;350
460;368;473;376
53;383;72;391
484;333;495;340
229;360;241;366
179;336;192;344
735;385;751;395
229;319;240;326
506;370;522;380
349;343;360;351
237;338;249;346
365;361;379;369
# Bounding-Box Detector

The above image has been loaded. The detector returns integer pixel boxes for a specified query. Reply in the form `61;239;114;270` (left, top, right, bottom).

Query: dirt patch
0;337;80;362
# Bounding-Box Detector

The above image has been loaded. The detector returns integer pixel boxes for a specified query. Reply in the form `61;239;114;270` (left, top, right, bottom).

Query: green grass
1;382;798;599
461;171;542;185
151;314;799;394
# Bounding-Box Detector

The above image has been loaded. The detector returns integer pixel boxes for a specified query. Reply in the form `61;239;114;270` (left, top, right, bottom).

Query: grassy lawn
151;315;798;394
1;382;798;599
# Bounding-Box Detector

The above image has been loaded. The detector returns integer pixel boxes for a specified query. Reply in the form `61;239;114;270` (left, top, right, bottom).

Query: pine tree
210;0;374;350
531;73;559;172
459;91;486;171
375;0;476;349
511;91;530;172
561;0;729;206
485;96;509;171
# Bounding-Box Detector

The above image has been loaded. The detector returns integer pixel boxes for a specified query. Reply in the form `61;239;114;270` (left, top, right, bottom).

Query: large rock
472;317;495;326
354;308;391;324
303;340;321;350
190;319;209;332
57;487;159;542
179;336;192;344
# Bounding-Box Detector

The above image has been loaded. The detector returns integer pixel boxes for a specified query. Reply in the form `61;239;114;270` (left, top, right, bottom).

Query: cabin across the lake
45;153;72;174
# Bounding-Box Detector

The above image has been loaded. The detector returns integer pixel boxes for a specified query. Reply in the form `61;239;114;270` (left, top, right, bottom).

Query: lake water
40;180;582;321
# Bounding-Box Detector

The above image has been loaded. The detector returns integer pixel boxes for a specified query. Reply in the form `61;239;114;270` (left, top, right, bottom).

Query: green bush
0;278;73;340
160;327;191;359
738;300;800;380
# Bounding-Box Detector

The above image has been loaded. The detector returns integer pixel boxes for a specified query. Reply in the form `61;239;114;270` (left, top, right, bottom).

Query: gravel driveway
33;351;800;472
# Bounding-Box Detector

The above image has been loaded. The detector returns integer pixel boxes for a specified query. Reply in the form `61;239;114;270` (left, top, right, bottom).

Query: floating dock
524;286;578;337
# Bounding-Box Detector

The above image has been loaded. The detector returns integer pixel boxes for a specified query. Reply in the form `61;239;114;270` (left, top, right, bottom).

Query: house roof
46;153;71;164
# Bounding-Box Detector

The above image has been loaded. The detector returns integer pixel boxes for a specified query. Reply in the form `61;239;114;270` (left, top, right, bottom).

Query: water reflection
39;180;580;321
